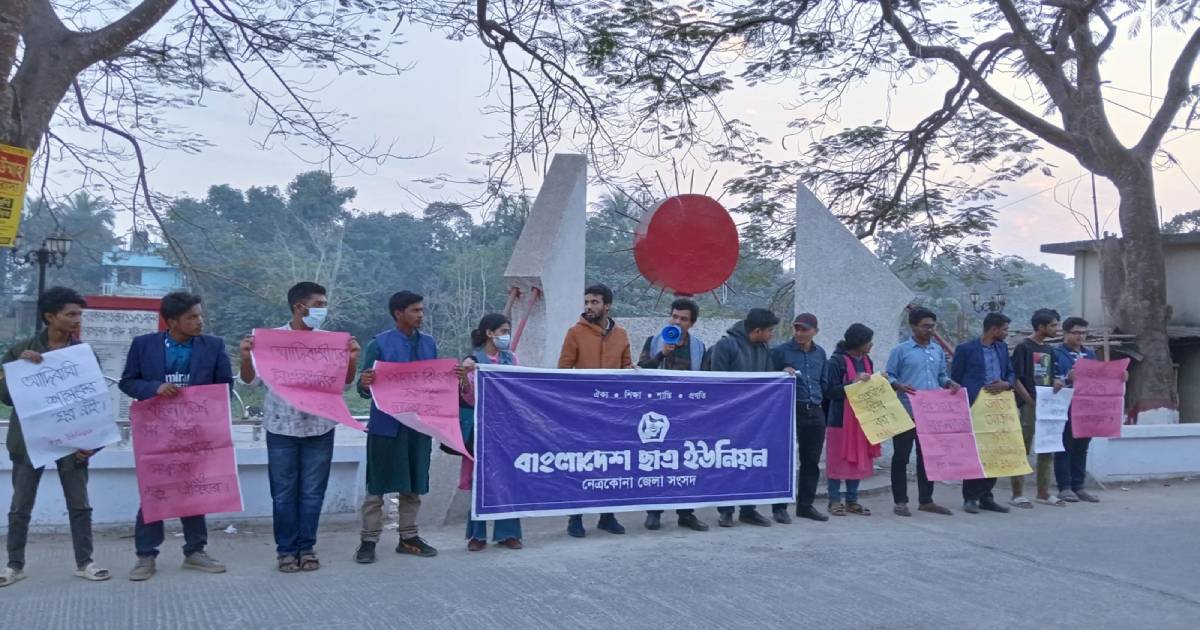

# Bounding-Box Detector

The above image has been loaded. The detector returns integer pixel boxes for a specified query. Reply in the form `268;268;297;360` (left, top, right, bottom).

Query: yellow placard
844;373;915;445
0;143;33;248
970;391;1033;477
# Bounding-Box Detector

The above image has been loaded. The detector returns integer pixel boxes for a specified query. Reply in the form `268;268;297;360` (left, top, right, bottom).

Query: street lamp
10;231;73;330
968;288;1007;314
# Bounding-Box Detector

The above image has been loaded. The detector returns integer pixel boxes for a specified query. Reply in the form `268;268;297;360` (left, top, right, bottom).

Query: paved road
3;479;1198;629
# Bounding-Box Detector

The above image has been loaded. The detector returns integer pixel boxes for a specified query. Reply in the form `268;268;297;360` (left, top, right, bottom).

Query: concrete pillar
793;183;912;366
423;154;588;528
504;153;588;368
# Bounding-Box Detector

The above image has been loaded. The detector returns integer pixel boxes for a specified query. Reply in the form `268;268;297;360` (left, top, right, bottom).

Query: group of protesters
1;281;1116;587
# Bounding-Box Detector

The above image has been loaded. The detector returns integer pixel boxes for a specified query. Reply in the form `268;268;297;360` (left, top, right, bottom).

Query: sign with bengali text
371;358;469;458
473;366;795;520
909;388;985;481
970;391;1032;478
251;328;363;431
1071;358;1129;438
844;373;915;445
0;143;32;247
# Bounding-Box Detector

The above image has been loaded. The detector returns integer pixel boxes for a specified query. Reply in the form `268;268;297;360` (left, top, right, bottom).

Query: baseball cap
793;313;818;329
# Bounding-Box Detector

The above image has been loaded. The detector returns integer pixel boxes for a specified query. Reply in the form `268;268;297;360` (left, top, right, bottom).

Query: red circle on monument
634;194;739;295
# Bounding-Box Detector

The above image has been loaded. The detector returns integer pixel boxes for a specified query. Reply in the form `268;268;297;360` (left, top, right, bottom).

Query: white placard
82;308;160;420
1034;386;1074;454
3;343;121;466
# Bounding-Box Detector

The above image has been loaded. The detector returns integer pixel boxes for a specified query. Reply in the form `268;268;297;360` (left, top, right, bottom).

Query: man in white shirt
239;282;359;573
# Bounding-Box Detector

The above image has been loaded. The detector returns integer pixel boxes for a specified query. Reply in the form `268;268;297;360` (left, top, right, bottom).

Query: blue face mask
493;334;512;350
302;307;328;330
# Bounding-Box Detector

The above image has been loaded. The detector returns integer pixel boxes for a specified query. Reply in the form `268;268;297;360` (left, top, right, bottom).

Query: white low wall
1087;423;1200;482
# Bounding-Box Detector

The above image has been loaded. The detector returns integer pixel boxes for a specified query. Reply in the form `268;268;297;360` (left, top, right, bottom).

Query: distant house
1041;233;1200;423
101;231;186;297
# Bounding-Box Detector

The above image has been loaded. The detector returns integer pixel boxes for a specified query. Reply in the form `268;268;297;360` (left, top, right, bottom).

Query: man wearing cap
769;313;830;524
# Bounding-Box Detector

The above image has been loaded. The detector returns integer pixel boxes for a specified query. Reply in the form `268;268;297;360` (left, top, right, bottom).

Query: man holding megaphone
636;298;708;532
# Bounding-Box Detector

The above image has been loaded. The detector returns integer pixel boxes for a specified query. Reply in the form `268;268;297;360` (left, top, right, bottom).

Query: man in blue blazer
950;312;1016;515
119;292;233;581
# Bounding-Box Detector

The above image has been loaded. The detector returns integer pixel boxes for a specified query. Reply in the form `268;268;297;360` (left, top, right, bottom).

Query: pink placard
251;328;364;431
909;388;985;481
1071;358;1128;438
131;384;243;522
370;358;470;459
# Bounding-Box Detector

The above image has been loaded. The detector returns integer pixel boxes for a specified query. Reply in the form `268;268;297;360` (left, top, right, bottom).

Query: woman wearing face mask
458;313;523;551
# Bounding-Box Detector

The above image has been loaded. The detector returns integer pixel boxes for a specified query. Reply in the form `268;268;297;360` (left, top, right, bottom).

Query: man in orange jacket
557;283;632;537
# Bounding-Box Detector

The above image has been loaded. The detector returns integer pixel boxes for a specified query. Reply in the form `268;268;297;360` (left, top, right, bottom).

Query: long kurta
359;330;437;495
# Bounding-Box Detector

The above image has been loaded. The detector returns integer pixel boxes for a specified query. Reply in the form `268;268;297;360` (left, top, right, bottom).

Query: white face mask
302;307;328;330
493;334;512;350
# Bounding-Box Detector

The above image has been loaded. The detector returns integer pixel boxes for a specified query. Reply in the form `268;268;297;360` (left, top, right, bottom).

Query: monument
794;183;911;364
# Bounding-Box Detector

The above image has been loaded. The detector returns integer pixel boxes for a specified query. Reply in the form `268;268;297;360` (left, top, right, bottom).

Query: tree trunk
1103;160;1177;420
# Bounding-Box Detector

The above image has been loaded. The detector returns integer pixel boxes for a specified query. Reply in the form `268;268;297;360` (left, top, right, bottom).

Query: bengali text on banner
473;366;796;520
2;343;120;467
1071;358;1129;438
970;391;1032;478
251;328;363;431
909;388;985;481
370;358;469;458
131;383;243;522
843;373;915;445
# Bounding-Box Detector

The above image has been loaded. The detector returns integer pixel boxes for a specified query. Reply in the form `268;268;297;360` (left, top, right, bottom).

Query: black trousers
891;428;933;505
774;406;826;511
962;477;998;503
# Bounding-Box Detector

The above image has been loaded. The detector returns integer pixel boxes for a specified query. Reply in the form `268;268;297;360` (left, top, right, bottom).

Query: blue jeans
135;509;207;558
466;518;522;542
827;479;860;503
1053;420;1091;493
267;430;335;557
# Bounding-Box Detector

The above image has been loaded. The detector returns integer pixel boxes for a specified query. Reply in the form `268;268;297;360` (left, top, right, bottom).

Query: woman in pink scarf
822;323;881;516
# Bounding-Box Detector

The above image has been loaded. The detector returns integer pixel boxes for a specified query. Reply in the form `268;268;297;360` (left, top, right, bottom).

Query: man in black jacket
707;308;779;528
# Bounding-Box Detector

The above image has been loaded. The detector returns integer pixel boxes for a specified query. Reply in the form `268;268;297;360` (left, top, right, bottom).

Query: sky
51;8;1200;280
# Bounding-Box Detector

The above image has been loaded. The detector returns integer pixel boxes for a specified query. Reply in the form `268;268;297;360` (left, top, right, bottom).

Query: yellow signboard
969;391;1032;477
844;373;916;445
0;143;33;248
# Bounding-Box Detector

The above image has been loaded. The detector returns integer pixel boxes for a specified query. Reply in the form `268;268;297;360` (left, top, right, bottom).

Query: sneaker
717;512;735;528
918;502;954;516
893;503;913;517
182;551;226;574
1059;489;1081;503
354;541;377;564
467;539;486;552
979;499;1011;513
738;510;772;527
771;508;793;524
1075;489;1100;503
397;536;438;557
963;500;980;514
567;516;586;538
644;512;662;530
678;514;710;531
597;514;625;535
795;505;830;522
128;556;156;581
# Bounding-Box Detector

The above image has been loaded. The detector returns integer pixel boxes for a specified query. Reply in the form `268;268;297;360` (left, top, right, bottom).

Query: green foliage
1162;209;1200;234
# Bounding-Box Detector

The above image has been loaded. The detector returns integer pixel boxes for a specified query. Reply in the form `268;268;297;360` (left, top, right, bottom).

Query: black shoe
644;513;662;531
354;541;376;564
739;510;772;527
678;514;710;532
717;512;735;528
397;536;438;557
567;515;586;538
979;499;1010;514
597;514;625;535
963;500;980;514
796;505;830;522
772;508;793;525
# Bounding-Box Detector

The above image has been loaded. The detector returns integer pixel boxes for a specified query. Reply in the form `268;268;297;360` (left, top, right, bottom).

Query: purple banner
473;366;796;519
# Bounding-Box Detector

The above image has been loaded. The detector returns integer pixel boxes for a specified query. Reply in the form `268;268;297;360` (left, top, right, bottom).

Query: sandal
0;567;26;587
1009;496;1034;509
1036;495;1066;507
277;556;301;573
828;502;847;516
73;562;111;582
299;554;320;572
846;502;872;516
